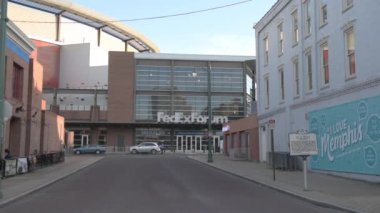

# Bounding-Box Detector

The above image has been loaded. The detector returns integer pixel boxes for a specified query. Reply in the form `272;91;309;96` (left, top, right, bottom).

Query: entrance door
260;126;268;162
195;136;202;152
213;136;220;153
81;135;89;147
186;136;192;151
176;136;183;151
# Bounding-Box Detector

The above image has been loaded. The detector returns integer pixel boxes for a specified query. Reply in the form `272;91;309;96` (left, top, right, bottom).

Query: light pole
0;0;8;199
207;64;213;163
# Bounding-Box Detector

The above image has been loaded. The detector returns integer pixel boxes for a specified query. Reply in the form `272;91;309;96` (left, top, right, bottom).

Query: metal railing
1;151;65;178
267;151;301;171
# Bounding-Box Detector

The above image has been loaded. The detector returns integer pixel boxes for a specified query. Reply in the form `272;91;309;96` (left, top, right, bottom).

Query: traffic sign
268;119;275;129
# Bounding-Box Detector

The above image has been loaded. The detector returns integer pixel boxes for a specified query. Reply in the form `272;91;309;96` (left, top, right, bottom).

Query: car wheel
151;149;157;155
95;150;101;154
75;150;81;155
131;149;138;154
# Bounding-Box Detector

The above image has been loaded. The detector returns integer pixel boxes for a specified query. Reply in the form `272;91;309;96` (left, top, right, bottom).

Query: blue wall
6;37;30;63
309;95;380;175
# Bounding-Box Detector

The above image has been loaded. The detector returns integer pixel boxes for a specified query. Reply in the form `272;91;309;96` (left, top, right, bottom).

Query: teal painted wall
309;95;380;175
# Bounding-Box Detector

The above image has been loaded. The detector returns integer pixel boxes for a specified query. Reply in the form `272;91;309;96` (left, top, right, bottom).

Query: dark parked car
73;145;106;155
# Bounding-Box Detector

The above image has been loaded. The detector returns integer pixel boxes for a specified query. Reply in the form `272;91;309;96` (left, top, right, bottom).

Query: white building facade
255;0;380;181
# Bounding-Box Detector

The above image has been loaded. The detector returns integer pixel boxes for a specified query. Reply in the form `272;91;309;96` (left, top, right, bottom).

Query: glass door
195;136;202;152
213;136;220;153
81;135;89;147
176;136;183;151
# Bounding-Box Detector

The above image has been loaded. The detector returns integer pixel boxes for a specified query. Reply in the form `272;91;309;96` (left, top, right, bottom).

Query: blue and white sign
309;96;380;175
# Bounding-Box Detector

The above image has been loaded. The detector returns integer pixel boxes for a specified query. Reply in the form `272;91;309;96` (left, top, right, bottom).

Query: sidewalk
0;155;104;206
188;154;380;213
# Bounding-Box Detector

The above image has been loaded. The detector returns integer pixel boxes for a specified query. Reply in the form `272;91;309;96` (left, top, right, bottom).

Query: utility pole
0;0;9;199
207;63;213;163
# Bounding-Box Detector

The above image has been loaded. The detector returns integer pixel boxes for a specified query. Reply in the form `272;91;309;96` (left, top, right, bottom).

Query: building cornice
257;106;286;120
254;0;291;33
7;21;35;53
290;77;380;110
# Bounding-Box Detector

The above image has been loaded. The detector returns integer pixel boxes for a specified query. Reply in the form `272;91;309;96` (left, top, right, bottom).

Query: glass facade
173;95;207;115
173;66;207;92
212;96;244;120
135;63;247;122
135;95;171;121
136;65;171;91
211;67;243;92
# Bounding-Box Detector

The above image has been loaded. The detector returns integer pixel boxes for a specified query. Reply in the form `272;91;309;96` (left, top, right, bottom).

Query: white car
129;142;161;154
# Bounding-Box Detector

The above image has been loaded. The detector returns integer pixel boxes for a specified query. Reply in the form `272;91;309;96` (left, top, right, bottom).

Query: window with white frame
264;37;269;65
278;23;284;55
343;0;353;11
264;75;270;108
293;58;300;97
292;10;299;45
304;0;312;36
345;26;356;78
279;67;285;101
320;3;328;26
320;42;329;85
305;51;313;91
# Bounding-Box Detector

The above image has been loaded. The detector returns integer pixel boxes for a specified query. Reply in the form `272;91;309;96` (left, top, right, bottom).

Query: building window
264;37;269;65
320;3;328;26
293;58;300;97
278;23;284;55
292;10;299;45
279;67;285;101
305;51;313;91
264;75;270;108
343;0;353;11
345;27;356;78
12;63;24;100
320;42;329;86
304;0;312;36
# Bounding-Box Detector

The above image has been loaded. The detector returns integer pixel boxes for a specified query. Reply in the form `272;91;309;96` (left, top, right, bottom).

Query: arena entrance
176;135;221;153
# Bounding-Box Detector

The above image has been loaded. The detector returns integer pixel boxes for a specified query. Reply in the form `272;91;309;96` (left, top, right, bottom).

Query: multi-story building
2;20;64;158
255;0;380;181
43;47;254;153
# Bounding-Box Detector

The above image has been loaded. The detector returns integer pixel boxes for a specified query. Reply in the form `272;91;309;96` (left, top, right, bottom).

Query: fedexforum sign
157;112;228;124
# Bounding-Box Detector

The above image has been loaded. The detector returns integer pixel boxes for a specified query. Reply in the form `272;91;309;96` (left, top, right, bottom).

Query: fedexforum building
45;51;254;152
7;0;255;153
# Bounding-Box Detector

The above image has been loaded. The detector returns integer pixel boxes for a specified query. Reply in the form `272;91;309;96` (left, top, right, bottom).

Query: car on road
129;142;161;154
73;144;106;155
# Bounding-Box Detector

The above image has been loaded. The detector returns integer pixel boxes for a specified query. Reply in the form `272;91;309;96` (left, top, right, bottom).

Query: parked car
73;144;106;155
129;142;161;154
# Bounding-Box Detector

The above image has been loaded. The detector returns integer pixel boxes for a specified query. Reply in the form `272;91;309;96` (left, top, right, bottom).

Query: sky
70;0;278;56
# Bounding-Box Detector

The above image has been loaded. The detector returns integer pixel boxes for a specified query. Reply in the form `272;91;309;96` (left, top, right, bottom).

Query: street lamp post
207;64;213;163
0;0;8;199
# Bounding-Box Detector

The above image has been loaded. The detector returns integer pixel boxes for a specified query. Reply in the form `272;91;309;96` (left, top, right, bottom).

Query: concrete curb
0;157;104;207
187;156;360;213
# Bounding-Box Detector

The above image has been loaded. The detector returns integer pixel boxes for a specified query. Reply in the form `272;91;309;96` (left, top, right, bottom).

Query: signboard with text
289;132;318;156
309;95;380;175
268;119;275;129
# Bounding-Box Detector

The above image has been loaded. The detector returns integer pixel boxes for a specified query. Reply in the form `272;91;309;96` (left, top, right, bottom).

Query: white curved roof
9;0;160;52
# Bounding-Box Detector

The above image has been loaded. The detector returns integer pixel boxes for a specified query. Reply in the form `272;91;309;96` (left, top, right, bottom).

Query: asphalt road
1;155;345;213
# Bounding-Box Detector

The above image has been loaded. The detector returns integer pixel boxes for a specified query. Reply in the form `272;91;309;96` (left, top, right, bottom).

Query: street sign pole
271;128;275;181
289;129;318;191
302;155;308;190
269;119;275;181
0;0;9;199
207;63;213;163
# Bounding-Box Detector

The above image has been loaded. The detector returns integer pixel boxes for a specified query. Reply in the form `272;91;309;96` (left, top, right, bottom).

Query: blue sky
71;0;277;56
